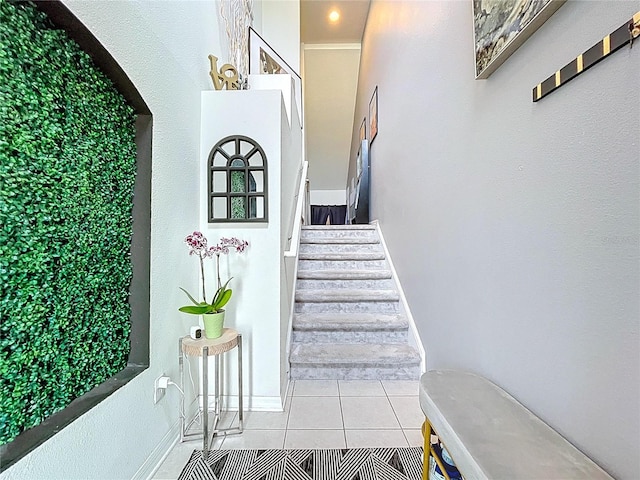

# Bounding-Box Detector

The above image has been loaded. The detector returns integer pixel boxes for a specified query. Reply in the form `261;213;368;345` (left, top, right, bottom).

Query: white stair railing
283;161;309;374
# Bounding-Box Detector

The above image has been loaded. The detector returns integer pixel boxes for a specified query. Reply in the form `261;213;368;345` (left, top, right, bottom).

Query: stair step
295;289;399;303
301;227;377;239
299;243;383;254
300;237;380;244
293;313;408;343
299;252;385;261
289;344;421;380
302;225;375;230
296;278;395;290
295;301;399;314
293;313;408;331
297;269;392;280
298;259;388;270
291;343;420;365
291;344;420;367
292;329;408;344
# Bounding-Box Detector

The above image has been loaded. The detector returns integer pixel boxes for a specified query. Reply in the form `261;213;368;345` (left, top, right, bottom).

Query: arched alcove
0;1;151;470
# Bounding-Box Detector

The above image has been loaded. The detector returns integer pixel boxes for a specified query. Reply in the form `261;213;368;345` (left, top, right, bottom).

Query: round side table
179;328;243;456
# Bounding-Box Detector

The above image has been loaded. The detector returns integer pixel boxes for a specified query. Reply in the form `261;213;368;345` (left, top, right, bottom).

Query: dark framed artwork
368;86;378;144
248;27;302;127
359;117;366;143
354;139;370;224
473;0;566;79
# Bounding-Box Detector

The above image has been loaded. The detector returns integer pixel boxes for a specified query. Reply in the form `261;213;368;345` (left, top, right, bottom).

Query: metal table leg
202;345;209;459
210;352;221;449
238;333;243;432
179;337;185;442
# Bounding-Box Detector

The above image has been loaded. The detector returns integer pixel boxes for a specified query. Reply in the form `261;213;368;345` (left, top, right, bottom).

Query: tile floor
152;379;424;480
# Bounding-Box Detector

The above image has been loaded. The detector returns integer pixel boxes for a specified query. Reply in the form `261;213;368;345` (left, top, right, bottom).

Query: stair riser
300;231;377;239
298;260;388;270
290;365;420;380
297;270;392;280
302;225;375;230
295;301;399;314
299;253;385;261
293;313;408;330
292;330;408;344
300;238;380;245
296;278;396;290
299;244;383;254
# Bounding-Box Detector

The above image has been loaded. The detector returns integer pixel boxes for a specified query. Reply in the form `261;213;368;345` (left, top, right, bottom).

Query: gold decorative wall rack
533;11;639;102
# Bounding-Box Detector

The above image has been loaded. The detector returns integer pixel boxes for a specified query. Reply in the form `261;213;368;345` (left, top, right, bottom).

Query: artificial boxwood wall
0;0;136;445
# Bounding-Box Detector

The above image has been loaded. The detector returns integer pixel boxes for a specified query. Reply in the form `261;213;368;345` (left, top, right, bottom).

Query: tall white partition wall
200;90;285;411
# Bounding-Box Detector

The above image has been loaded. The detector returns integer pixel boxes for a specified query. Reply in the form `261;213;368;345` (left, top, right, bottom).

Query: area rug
178;447;423;480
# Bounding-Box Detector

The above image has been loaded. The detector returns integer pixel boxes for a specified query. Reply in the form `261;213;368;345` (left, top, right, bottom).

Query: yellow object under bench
422;419;453;480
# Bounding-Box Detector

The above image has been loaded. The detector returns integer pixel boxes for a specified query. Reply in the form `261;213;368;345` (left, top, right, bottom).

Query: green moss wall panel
0;0;136;445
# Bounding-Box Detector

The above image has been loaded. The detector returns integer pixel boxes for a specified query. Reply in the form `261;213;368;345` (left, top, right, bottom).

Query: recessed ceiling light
328;9;340;23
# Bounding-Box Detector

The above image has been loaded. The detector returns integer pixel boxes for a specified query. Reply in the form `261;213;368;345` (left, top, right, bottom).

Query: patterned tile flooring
153;380;424;480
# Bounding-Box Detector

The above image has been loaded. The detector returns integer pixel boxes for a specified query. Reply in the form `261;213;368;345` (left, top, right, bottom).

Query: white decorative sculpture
219;0;253;88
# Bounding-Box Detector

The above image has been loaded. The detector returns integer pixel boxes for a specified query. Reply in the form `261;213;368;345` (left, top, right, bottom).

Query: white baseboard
133;420;180;480
372;220;427;373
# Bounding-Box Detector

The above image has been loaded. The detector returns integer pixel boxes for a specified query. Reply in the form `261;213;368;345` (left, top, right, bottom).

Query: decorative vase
202;310;225;339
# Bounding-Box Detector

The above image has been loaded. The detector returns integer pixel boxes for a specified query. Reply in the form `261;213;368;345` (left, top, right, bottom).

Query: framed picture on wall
359;117;366;143
473;0;566;79
369;86;378;144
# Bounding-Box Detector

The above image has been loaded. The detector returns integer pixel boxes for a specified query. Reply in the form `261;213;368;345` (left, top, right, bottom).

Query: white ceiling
301;0;370;44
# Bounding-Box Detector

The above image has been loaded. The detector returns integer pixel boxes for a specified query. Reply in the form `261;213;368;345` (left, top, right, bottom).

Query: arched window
208;135;268;222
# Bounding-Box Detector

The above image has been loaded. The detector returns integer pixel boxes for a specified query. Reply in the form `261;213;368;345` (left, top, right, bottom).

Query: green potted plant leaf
179;232;248;338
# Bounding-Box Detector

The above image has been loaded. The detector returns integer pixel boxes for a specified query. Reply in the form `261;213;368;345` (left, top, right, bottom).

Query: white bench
419;370;613;480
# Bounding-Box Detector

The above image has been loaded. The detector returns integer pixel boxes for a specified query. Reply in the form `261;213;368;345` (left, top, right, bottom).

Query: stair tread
290;343;420;365
293;313;408;330
295;289;399;302
299;252;385;260
297;269;392;280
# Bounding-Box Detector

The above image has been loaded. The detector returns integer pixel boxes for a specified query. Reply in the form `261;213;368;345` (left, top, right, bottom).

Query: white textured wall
351;1;639;478
261;0;301;73
1;1;220;479
310;189;347;205
305;46;361;191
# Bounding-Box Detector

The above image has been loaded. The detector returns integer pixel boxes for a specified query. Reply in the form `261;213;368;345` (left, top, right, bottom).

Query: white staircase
289;225;421;380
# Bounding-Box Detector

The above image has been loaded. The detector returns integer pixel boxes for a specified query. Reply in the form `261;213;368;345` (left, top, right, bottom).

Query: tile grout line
385;386;409;447
337;382;348;448
283;380;295;448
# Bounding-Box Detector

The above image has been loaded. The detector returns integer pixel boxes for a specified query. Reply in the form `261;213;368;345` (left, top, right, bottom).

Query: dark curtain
311;205;347;225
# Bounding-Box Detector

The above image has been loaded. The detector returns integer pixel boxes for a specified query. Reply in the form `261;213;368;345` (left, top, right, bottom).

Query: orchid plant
179;231;248;315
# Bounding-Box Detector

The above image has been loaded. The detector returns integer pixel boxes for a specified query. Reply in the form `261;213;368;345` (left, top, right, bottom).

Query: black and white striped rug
178;447;423;480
